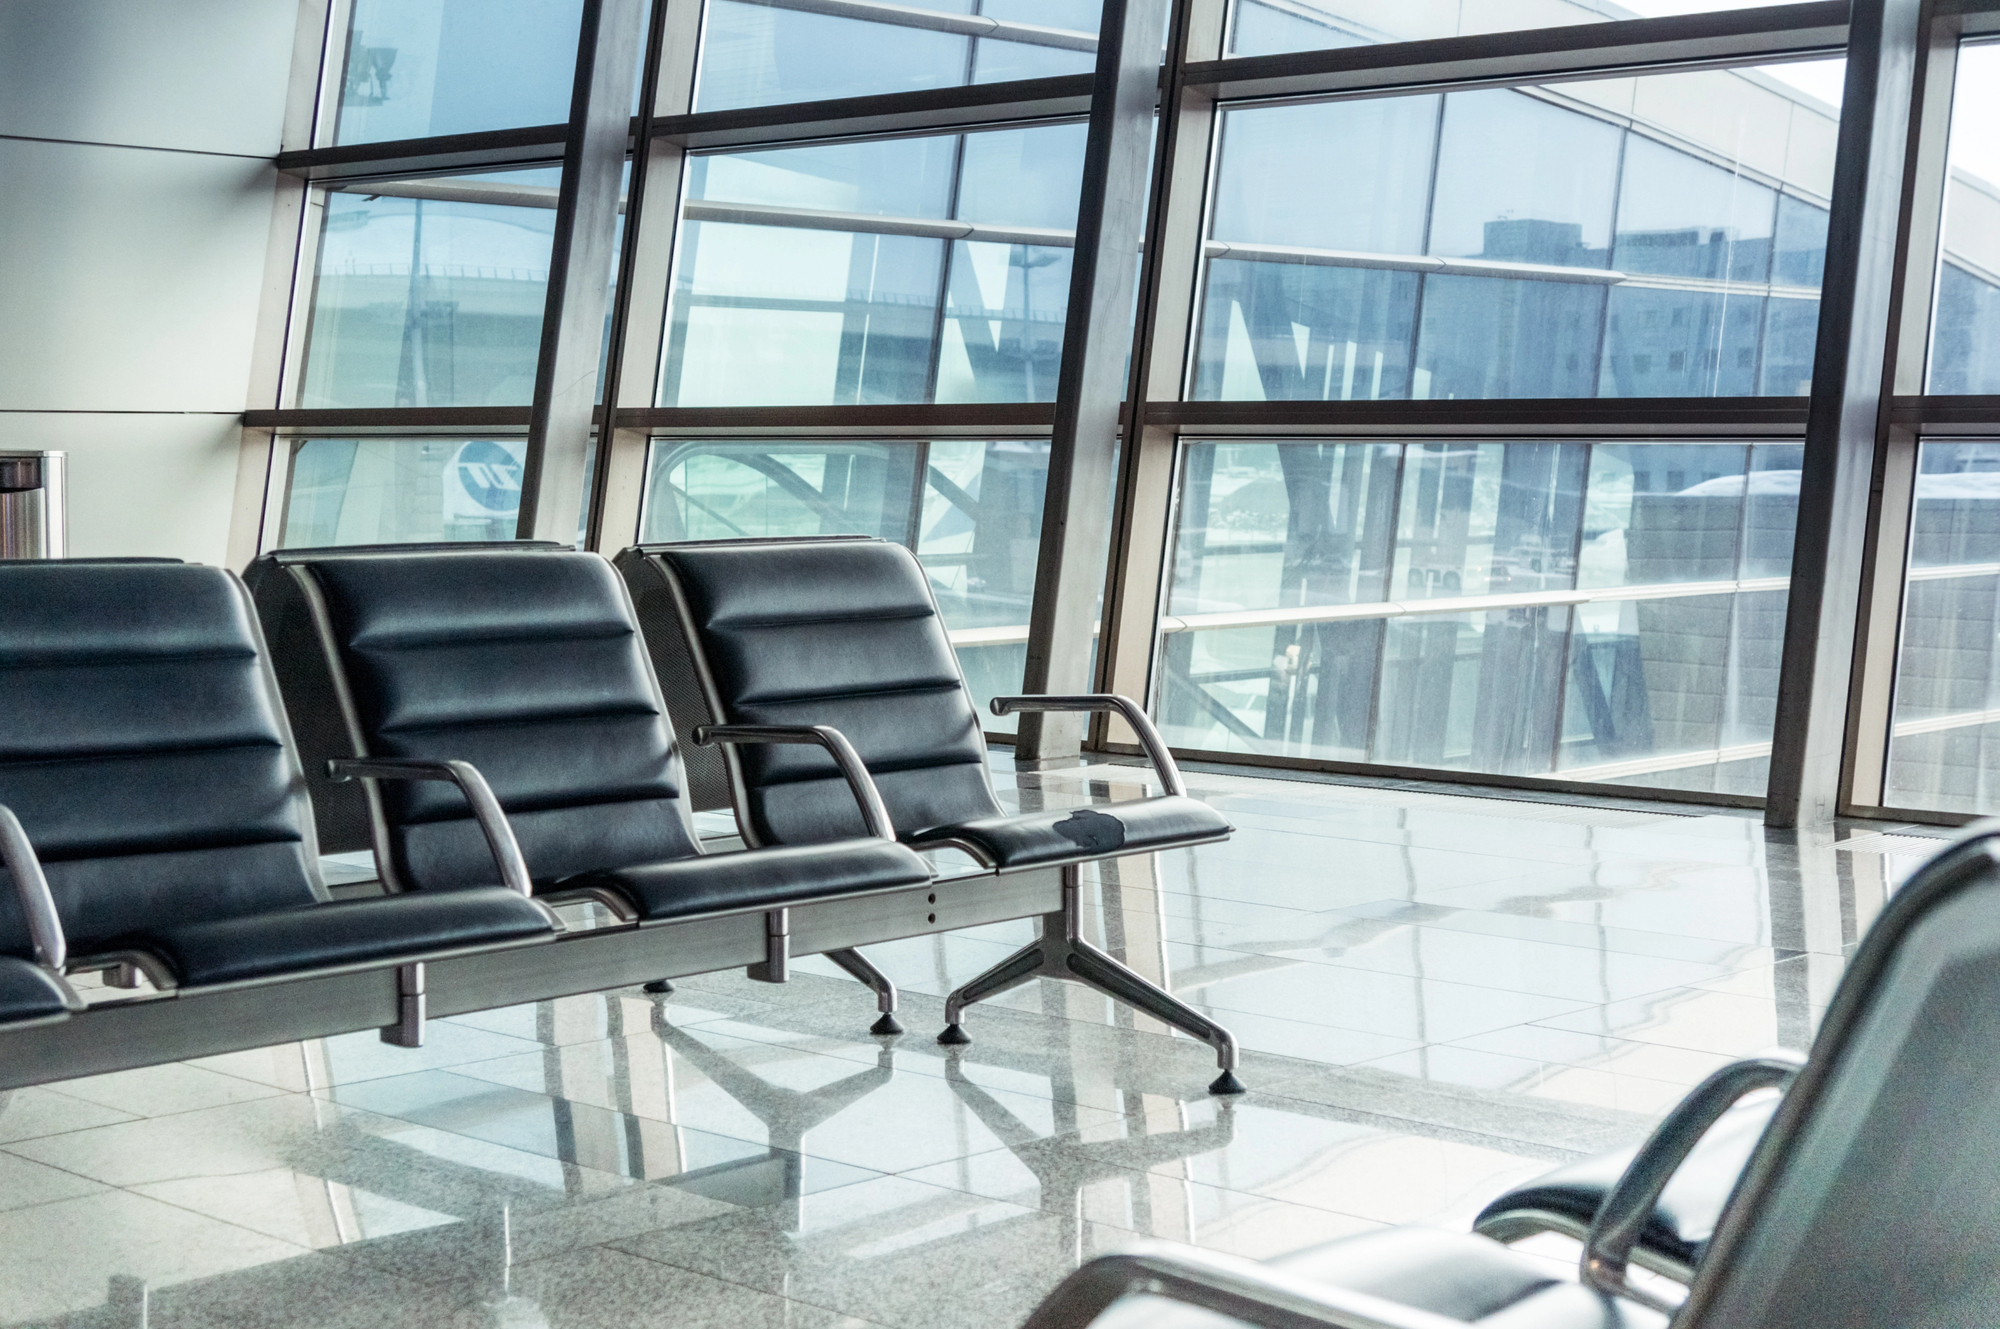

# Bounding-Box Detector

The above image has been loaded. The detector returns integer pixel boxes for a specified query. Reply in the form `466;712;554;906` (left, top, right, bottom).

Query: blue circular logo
454;440;524;513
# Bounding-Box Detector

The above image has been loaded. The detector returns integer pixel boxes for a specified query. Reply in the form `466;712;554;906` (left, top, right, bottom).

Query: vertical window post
1017;0;1171;761
517;0;647;544
1767;0;1929;827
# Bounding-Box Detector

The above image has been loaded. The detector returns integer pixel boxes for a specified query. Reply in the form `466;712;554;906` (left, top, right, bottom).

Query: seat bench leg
381;962;427;1048
938;865;1244;1094
746;908;790;984
825;947;903;1036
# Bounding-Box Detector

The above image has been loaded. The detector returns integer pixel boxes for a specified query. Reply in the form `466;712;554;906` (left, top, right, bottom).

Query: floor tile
0;1190;311;1325
0;1085;140;1144
613;1173;1143;1329
1066;1099;1552;1229
322;1069;885;1201
1530;987;1817;1057
0;1148;107;1211
902;1137;1384;1255
52;1061;288;1118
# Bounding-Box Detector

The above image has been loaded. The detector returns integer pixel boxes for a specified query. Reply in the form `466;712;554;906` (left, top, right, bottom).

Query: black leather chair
1024;822;2000;1329
0;559;556;1052
250;544;934;1033
1471;1095;1777;1282
615;537;1245;1094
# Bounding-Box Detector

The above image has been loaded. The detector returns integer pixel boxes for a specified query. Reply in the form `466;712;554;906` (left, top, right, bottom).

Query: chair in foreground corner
617;536;1245;1094
1021;821;2000;1328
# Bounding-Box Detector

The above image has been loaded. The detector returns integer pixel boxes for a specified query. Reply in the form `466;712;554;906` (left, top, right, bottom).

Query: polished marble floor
0;760;1946;1327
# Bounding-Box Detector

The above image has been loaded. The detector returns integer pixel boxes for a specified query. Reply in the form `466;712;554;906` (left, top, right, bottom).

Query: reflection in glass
299;170;560;409
280;438;528;547
1194;67;1841;403
640;439;1053;721
660;126;1088;407
1156;440;1799;793
1927;42;2000;395
1884;442;2000;813
693;0;1098;113
332;0;585;144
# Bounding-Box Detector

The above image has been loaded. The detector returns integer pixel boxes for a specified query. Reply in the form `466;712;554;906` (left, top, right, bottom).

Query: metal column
1015;0;1172;761
1765;0;1929;828
517;0;648;544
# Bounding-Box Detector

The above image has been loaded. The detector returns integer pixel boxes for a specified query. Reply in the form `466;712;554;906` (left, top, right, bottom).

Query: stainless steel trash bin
0;451;66;559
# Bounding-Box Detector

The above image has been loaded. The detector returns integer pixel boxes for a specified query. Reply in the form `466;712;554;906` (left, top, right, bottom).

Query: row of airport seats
0;537;1239;1094
21;534;1966;1318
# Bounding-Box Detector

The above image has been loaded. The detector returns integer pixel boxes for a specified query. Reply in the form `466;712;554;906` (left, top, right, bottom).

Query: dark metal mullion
518;0;651;542
585;0;674;551
651;74;1096;149
278;123;576;180
1185;1;1851;101
1016;0;1173;760
1765;0;1930;828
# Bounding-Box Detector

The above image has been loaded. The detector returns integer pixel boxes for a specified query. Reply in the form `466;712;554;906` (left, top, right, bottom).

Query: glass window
299;169;561;409
1883;440;2000;813
691;0;1100;113
279;438;529;546
1927;41;2000;395
1227;0;1827;60
1192;63;1842;404
1156;439;1797;792
659;124;1088;407
331;0;586;144
640;438;1053;721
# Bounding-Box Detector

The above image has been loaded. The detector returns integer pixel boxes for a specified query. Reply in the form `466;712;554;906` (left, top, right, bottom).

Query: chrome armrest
1580;1051;1805;1311
693;724;896;841
327;758;534;898
1022;1241;1471;1329
0;803;68;971
989;694;1188;798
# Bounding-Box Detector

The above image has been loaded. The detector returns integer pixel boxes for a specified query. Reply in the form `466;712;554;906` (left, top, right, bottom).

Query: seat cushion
132;888;555;988
1475;1095;1777;1271
556;838;932;923
910;795;1232;870
0;957;76;1027
1092;1228;1666;1329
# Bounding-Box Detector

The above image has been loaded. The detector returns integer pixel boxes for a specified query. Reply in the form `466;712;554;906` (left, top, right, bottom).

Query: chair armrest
0;804;68;971
692;724;896;841
1580;1051;1805;1310
989;694;1188;797
327;759;534;898
1022;1241;1472;1329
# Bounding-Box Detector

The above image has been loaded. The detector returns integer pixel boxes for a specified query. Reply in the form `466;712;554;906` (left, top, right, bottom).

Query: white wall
0;0;301;565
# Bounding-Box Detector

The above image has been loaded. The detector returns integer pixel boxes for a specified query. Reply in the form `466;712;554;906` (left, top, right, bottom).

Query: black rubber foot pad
870;1013;905;1037
643;979;675;995
937;1023;972;1045
1209;1070;1247;1096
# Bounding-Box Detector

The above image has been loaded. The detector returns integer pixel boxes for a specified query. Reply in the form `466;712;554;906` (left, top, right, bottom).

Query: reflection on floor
0;760;1943;1327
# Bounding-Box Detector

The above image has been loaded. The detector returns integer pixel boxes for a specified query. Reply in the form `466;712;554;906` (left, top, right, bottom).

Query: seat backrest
1678;823;2000;1328
0;560;323;960
244;542;568;854
280;546;699;891
619;538;1004;847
